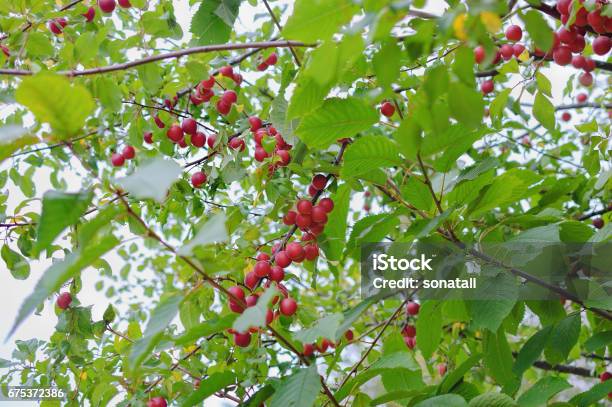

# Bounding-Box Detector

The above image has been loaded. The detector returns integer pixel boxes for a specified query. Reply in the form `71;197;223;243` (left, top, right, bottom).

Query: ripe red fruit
83;7;95;22
207;134;217;149
512;43;525;58
200;76;215;89
265;53;278;65
154;115;165;129
311;206;328;224
190;93;204;105
303;343;315;356
308;185;318;197
297;199;313;215
147;396;167;407
557;28;575;45
229;299;244;313
266;308;274;325
222;90;237;104
49;18;67;34
118;0;131;8
601;372;612;382
280;297;298;316
177;138;187;148
190;172;206;188
556;0;571;14
283;210;297;226
233;73;243;85
404;336;416;349
181;118;197;135
304;243;319;261
216;100;231;115
257;62;269;71
143;132;153;144
505;25;522;42
576;93;587;103
269;265;285;282
403;324;416;338
56;292;72;310
592;218;604;229
98;0;116;13
553;46;572;66
344;330;354;341
111;153;125;167
228;137;245;152
245;294;259;307
254;147;268;162
256;253;270;262
167;125;183;142
583;58;595;72
234;332;251;347
380;101;395;117
309;223;324;236
295;214;312;230
561;112;571;122
579;72;593;87
286;242;305;261
571;55;586;69
474;46;485;64
569;34;585;53
191;132;206;148
0;45;9;57
244;271;259;290
248;116;262;132
275;251;292;268
316;338;330;353
406;301;420;315
254;261;271;278
500;44;514;60
122;145;135;160
276;149;291;166
438;363;447;376
318;198;334;213
592;36;611;56
228;286;245;301
312;174;327;190
200;89;214;101
480;80;494;94
219;65;233;77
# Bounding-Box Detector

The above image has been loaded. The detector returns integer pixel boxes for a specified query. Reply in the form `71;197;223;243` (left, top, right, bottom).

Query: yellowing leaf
480;11;501;34
453;13;468;41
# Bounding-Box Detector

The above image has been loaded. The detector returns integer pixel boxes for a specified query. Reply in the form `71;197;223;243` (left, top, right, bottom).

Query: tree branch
262;0;301;66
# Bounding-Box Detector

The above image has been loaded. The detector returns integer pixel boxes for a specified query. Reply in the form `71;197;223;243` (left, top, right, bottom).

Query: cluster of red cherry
249;117;293;174
401;301;420;350
48;0;132;35
256;52;279;71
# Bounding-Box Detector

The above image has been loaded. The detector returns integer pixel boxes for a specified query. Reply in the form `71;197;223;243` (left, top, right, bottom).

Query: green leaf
516;376;571;407
129;294;182;371
7;235;119;340
373;40;402;89
190;0;240;45
180;371;236;407
178;212;228;256
513;326;552;377
116;157;182;203
15;73;94;138
521;10;553;52
415;394;467;407
334;295;380;342
438;353;482;394
1;244;30;279
269;365;321;407
468;392;517;407
340;135;401;178
26;32;54;57
295;313;343;343
138;63;163;94
544;313;580;365
0;125;38;163
401;178;434;211
282;0;355;42
34;190;93;255
416;301;442;359
490;89;510;127
483;329;517;390
584;330;612;353
371;390;426;406
533;92;555;131
466;272;518;332
447;81;484;129
322;183;350;261
535;72;552;97
295;98;378;150
233;287;277;333
243;385;275;406
270;95;300;145
94;76;123;111
175;314;237;345
569;380;612;407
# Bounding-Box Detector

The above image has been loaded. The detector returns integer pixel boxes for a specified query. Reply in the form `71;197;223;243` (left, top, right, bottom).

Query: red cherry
592;36;611;56
201;76;215;89
222;90;237;104
248;116;262;132
309;223;324;235
283;210;297;226
122;145;135;159
191;132;206;148
318;198;334;213
0;45;9;57
48;18;67;35
256;253;270;261
147;396;167;407
556;0;571;14
553;46;572;66
312;174;327;190
480;80;494;94
380;101;395;117
254;261;271;278
254;147;268;162
557;28;575;45
505;25;522;42
286;242;305;261
587;10;603;29
406;301;420;315
592;218;604;229
600;372;612;382
304;243;319;261
154;115;165;129
229;299;244;313
576;93;587;103
569;34;585;53
234;332;251;347
191;171;207;188
316;339;330;353
233;73;243;85
56;292;72;310
177;138;187;148
297;199;313;215
244;272;259;290
245;294;259;307
344;330;354;341
275;251;292;268
265;53;278;65
583;58;596;72
579;72;593;87
228;286;245;301
500;44;514;60
474;46;485;64
311;206;328;224
167;125;183;142
574;6;588;26
303;343;315;356
143;132;153;144
219;65;233;77
98;0;116;13
228;137;245;152
561;112;571;122
295;214;312;230
308;184;318;197
257;62;269;71
207;134;217;149
438;363;447;376
403;324;416;338
404;336;416;349
190;93;204;106
571;55;586;69
118;0;131;8
111;153;125;167
181;118;197;135
83;7;95;22
276;149;291;166
266;308;274;325
269;266;285;282
216;100;231;115
280;297;298;316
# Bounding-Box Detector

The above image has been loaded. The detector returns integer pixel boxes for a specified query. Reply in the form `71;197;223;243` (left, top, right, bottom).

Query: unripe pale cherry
286;242;305;261
219;65;233;77
56;292;72;310
111;153;125;167
191;171;206;188
122;145;135;160
592;36;611;56
118;0;131;8
406;301;420;315
98;0;116;13
181;118;197;135
480;80;494;94
244;271;259;290
297;199;313;215
283;210;297;225
269;265;285;282
275;250;292;268
505;25;522;42
167;125;183;142
83;7;95;22
191;132;206;148
147;396;167;407
318;198;334;213
312;174;327;190
234;332;251;347
380;101;395;117
280;297;298;316
254;261;271;278
144;132;153;144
